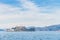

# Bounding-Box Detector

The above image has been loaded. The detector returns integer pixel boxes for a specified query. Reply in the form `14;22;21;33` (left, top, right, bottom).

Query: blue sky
0;0;60;28
1;0;60;7
31;0;60;7
0;0;20;7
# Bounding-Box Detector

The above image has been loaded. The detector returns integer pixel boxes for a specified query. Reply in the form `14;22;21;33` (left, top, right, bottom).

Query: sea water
0;31;60;40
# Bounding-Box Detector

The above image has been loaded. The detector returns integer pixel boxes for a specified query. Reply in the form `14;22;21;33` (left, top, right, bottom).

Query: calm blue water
0;31;60;40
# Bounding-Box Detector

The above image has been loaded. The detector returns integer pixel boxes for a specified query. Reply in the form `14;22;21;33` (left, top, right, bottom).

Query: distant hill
27;24;60;31
45;24;60;31
0;29;4;31
5;24;60;32
35;24;60;31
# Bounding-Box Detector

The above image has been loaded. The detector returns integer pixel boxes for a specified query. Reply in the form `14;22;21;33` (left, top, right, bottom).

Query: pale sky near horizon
0;0;60;29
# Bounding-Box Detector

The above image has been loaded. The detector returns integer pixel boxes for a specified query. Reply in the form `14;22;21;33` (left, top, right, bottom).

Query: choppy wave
0;31;60;40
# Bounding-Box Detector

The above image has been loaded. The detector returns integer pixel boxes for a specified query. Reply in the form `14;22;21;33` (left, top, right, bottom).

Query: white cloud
0;0;60;28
